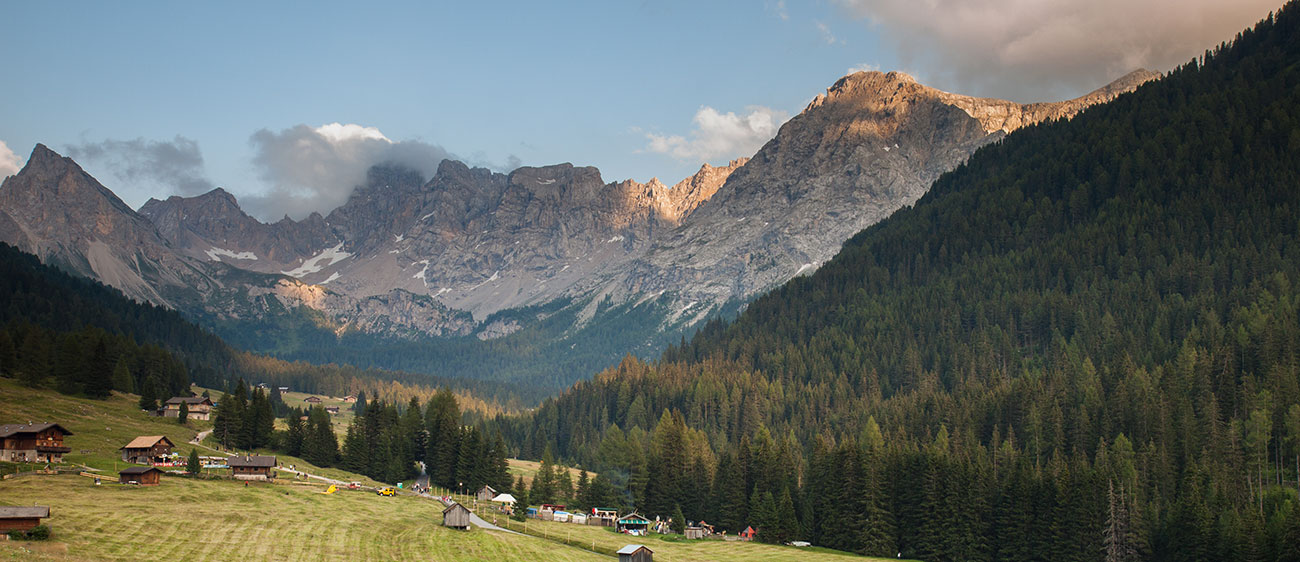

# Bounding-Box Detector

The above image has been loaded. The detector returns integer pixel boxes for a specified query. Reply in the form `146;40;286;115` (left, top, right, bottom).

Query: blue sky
0;0;1281;220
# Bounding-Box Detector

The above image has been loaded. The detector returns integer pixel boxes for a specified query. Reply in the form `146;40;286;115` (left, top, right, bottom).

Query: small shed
739;526;756;541
685;526;704;539
119;466;164;486
443;502;472;530
0;506;50;532
304;396;322;404
475;485;497;502
616;512;650;534
571;513;588;525
617;544;653;562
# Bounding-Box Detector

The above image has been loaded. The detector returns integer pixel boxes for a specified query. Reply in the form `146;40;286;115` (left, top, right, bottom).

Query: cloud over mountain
0;140;20;178
244;123;454;221
645;106;789;163
838;0;1282;100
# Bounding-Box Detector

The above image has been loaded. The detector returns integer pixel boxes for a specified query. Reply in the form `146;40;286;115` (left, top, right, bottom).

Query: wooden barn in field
118;466;164;486
0;506;50;532
443;503;471;530
475;485;497;502
119;435;174;464
617;544;653;562
227;455;277;480
0;422;73;463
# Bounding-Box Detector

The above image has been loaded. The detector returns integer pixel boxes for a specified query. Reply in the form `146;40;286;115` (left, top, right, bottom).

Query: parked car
376;487;396;496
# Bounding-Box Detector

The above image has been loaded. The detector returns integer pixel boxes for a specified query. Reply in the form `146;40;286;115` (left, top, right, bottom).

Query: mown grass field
0;475;608;561
482;510;902;562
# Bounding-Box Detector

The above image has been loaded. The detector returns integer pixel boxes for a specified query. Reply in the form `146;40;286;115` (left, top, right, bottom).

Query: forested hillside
501;5;1300;561
0;242;510;413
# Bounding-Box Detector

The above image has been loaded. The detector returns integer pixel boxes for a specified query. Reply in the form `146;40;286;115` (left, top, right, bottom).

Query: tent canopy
491;493;517;503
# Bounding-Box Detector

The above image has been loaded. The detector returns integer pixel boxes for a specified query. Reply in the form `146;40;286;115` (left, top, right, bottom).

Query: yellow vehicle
376;487;396;496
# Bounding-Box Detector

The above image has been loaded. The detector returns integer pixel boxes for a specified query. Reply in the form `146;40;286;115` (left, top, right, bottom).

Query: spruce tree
110;358;134;394
178;401;189;425
671;504;687;534
187;448;201;474
138;379;157;411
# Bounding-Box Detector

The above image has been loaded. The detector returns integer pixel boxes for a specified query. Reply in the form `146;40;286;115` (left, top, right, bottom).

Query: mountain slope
510;4;1300;560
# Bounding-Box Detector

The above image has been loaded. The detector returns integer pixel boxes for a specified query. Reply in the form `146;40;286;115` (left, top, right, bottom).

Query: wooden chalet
0;506;50;532
617;544;653;562
119;466;164;486
227;455;277;481
616;512;650;534
442;502;472;530
304;396;322;404
342;395;357;403
119;435;174;464
324;406;340;415
163;396;214;421
475;485;497;502
0;422;73;463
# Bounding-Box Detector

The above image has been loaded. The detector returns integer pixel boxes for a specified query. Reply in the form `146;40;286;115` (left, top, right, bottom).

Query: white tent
491;493;517;504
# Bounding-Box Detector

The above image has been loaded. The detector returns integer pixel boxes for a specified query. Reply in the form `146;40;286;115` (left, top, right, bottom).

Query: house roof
227;455;276;468
478;485;496;492
443;503;470;514
616;545;651;555
119;466;163;475
0;422;73;437
164;396;211;405
120;435;174;449
618;513;650;524
0;506;49;519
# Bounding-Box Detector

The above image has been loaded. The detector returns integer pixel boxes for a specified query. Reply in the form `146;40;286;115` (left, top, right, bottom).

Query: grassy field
0;378;209;474
506;458;586;487
0;475;608;561
473;507;902;562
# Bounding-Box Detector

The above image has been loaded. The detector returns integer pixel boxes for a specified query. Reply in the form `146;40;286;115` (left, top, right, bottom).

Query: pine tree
672;504;687;534
178;401;189;425
138;379;158;411
575;470;591;511
187;448;201;474
111;358;133;394
82;336;112;398
17;330;49;388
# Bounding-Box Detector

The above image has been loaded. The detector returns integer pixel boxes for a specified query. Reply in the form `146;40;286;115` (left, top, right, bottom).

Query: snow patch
320;272;341;285
389;249;401;254
205;247;258;262
393;234;404;242
536;178;555;185
412;260;430;281
794;263;815;276
606;235;625;243
420;212;436;221
281;243;351;278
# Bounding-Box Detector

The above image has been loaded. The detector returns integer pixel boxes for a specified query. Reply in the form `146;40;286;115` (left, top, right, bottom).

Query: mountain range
0;68;1156;389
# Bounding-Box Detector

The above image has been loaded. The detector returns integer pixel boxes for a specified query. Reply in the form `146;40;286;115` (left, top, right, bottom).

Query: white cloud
837;0;1282;100
645;106;791;162
816;22;842;45
65;136;213;196
847;62;879;74
244;123;454;220
0;140;20;178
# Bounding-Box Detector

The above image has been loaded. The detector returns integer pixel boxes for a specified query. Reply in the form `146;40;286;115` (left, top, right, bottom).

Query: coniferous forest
497;6;1300;561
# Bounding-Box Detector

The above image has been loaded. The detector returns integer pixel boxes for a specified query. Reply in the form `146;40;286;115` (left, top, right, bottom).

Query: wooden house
342;395;357;403
616;513;650;534
443;502;472;530
227;455;277;480
119;435;174;464
119;466;164;486
475;485;497;502
304;396;323;404
0;506;50;532
0;423;73;463
163;397;214;421
616;544;653;562
324;406;340;414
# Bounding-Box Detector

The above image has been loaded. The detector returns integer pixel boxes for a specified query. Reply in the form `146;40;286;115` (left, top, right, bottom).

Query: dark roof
227;455;276;468
0;506;49;519
443;502;470;515
0;422;73;437
165;396;212;405
119;466;163;475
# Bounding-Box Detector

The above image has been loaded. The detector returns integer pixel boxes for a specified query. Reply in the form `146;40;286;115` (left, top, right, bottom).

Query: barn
227;455;277;480
0;506;50;532
119;466;164;486
443;502;472;530
119;435;174;464
616;544;653;562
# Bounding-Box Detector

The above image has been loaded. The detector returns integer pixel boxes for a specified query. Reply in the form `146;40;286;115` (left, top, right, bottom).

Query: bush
7;525;51;540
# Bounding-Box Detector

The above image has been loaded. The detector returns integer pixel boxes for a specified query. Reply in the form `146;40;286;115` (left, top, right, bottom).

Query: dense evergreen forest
499;5;1300;561
0;242;510;413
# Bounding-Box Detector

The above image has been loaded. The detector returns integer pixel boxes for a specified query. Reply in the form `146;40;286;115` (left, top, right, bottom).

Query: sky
0;0;1282;221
